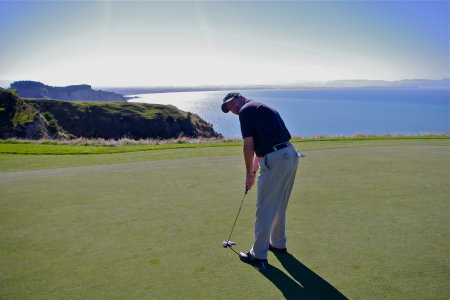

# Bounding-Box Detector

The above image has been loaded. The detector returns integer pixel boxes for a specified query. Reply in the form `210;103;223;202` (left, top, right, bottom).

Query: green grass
12;111;35;127
0;141;235;155
26;98;197;124
0;139;449;299
0;138;448;173
0;136;448;155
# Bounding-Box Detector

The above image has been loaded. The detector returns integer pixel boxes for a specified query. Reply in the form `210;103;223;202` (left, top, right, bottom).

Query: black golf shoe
269;244;288;254
239;251;268;265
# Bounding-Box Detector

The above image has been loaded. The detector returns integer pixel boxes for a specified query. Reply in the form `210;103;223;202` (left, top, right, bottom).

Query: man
221;92;300;265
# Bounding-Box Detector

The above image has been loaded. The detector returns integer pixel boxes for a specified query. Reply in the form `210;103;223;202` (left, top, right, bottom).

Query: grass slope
0;139;448;299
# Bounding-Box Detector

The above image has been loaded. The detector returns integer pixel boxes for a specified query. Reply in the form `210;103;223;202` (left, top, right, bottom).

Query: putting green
0;140;448;299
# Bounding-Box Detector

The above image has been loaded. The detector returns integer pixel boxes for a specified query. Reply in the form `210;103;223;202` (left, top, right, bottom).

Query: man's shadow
252;252;348;299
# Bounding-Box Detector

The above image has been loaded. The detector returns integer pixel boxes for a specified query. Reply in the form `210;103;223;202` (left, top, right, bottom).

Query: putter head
222;240;236;248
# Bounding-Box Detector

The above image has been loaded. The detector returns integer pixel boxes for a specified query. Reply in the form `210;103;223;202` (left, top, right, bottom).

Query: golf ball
222;241;228;247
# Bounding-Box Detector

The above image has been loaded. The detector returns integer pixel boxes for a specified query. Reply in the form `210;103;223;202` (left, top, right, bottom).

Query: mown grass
0;136;448;155
0;141;230;155
0;138;448;173
0;139;448;299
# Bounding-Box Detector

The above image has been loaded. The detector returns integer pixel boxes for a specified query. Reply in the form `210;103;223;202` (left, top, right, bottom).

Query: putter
222;188;248;248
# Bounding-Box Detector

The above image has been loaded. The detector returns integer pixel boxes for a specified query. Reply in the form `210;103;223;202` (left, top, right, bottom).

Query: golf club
222;188;248;248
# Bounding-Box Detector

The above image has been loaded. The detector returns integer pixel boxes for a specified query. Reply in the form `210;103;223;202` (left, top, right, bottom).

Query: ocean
128;88;449;138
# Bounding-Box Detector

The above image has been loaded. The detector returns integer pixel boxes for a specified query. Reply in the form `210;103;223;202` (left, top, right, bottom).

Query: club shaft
228;246;239;255
227;190;248;242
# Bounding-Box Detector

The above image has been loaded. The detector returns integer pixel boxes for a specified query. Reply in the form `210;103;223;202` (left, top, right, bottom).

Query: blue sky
0;0;448;87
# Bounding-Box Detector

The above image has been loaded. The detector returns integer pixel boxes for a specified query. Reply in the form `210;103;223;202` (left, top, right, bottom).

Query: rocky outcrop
0;89;71;139
0;89;221;140
9;81;126;102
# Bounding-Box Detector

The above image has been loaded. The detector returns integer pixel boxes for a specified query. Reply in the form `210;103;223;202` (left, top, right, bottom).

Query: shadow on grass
253;252;348;300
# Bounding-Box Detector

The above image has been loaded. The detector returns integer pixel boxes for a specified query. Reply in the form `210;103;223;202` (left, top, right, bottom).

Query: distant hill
99;78;450;95
10;81;126;102
324;78;450;89
0;89;220;140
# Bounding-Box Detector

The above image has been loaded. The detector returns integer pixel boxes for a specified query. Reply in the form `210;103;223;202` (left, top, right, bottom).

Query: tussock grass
0;136;227;146
1;132;448;147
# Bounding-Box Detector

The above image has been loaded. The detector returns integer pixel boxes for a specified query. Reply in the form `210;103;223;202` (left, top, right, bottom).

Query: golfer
221;92;299;265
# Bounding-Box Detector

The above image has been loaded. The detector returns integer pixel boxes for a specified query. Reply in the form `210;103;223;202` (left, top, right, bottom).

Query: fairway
1;139;449;299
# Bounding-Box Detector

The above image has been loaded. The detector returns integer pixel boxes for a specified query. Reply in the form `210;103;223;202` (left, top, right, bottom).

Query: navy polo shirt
239;101;291;157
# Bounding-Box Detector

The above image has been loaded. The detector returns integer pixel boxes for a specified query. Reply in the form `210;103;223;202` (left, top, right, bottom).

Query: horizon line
1;77;449;89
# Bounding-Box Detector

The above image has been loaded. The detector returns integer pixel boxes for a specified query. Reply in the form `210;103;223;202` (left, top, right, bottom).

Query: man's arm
243;136;256;190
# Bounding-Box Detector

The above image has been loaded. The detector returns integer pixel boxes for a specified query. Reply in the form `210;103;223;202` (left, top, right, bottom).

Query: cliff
0;89;71;139
10;81;126;102
0;89;220;140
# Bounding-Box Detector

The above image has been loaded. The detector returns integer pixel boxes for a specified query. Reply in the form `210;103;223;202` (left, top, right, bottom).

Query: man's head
221;92;246;115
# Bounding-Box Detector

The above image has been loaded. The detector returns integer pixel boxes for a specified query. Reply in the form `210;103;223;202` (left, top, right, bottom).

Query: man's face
226;97;241;115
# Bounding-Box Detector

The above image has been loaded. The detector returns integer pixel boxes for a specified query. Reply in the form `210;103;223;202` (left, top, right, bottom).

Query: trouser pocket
259;156;270;171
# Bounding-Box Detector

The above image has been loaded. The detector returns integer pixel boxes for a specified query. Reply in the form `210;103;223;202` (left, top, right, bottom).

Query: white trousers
250;144;299;260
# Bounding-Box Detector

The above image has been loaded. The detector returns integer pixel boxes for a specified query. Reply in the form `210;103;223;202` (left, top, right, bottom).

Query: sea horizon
128;87;450;138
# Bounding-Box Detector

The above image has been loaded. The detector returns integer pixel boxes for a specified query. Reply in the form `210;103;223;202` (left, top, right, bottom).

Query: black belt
264;142;290;156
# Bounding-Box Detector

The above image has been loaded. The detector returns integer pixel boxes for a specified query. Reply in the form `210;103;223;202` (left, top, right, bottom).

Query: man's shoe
269;244;288;254
239;252;268;265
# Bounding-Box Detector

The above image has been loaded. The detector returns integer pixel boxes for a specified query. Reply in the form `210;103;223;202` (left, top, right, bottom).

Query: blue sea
128;88;449;138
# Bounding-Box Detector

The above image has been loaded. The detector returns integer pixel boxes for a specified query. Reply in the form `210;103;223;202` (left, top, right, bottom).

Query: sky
0;0;448;87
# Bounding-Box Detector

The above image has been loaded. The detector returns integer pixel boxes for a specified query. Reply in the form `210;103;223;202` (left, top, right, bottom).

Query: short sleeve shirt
239;101;291;157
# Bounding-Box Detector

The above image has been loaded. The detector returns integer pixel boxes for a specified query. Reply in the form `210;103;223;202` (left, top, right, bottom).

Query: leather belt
264;142;290;156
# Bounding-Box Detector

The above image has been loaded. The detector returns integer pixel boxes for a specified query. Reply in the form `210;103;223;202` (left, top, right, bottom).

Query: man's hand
246;171;256;191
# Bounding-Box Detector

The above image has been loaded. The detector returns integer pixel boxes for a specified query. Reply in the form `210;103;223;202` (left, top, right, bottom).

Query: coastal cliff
9;81;126;102
0;89;220;140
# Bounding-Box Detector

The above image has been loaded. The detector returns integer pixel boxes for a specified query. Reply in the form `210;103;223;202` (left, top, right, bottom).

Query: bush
42;111;54;122
41;111;61;135
47;119;60;134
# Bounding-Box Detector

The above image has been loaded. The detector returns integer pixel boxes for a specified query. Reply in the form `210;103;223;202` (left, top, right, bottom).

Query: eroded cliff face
0;90;70;139
9;81;126;102
0;89;221;140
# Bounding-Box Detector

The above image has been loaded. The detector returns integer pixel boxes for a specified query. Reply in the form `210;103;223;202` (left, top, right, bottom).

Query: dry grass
1;132;448;146
0;136;227;146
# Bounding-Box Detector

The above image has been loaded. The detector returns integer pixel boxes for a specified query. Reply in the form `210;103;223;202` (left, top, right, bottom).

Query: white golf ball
222;241;228;247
